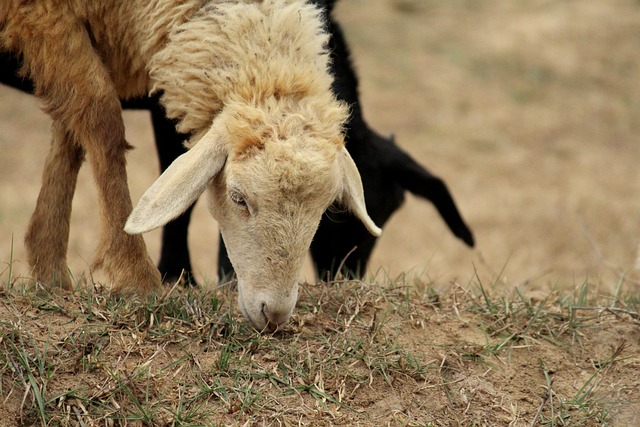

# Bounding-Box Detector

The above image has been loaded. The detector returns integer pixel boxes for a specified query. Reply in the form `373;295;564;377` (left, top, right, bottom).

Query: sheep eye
229;190;247;207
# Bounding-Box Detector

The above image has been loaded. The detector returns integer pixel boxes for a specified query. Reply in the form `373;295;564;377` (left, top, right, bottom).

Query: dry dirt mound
1;278;638;426
2;0;640;292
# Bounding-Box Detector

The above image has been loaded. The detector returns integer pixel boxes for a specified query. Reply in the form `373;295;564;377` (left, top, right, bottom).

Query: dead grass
1;272;639;426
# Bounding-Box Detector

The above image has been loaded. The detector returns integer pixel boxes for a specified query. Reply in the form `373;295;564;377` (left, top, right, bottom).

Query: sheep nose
261;303;291;332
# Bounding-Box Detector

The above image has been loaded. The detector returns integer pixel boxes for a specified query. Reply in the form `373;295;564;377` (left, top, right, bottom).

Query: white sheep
1;0;380;331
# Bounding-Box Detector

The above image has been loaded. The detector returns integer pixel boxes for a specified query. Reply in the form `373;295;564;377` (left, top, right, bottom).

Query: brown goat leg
25;123;84;290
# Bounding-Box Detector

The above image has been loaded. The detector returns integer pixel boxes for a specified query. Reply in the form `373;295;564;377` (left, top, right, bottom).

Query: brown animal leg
83;105;162;295
11;9;162;296
25;123;84;290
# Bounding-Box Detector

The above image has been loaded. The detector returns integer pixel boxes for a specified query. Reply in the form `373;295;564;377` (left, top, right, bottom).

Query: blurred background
1;0;639;295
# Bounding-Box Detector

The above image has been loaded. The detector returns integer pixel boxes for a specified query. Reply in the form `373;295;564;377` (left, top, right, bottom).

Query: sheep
1;0;381;331
219;0;475;280
0;0;474;287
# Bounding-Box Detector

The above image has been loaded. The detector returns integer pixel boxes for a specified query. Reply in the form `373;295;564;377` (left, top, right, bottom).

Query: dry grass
2;0;640;292
1;273;639;426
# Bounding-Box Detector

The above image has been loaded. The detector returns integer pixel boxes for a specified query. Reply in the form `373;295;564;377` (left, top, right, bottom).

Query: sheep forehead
226;101;345;159
228;141;339;204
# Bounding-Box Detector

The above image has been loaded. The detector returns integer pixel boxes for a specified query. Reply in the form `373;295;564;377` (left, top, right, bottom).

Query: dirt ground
1;0;640;425
1;281;639;426
1;0;639;293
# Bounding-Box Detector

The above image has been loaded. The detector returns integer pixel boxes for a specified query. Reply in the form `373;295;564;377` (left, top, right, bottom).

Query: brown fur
1;1;168;292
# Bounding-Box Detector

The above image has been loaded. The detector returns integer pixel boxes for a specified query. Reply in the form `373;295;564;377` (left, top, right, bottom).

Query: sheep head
125;101;381;331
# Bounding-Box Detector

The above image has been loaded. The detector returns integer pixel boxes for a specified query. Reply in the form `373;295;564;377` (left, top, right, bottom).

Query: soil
1;283;639;426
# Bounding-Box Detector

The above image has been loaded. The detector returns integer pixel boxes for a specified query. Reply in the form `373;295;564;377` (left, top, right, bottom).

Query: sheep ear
125;126;227;234
338;146;382;237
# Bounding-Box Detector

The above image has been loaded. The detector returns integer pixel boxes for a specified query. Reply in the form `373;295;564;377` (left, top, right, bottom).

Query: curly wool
1;0;344;142
151;0;344;142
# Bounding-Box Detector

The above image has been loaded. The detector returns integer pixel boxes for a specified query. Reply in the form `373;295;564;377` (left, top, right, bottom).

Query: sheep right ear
125;126;227;234
337;146;382;237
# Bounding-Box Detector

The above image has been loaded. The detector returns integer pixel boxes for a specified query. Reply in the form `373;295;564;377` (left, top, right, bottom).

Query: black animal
0;0;473;284
309;0;474;280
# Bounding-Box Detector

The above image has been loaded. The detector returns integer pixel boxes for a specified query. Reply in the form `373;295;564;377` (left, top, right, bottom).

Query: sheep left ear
338;146;382;237
125;125;227;234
